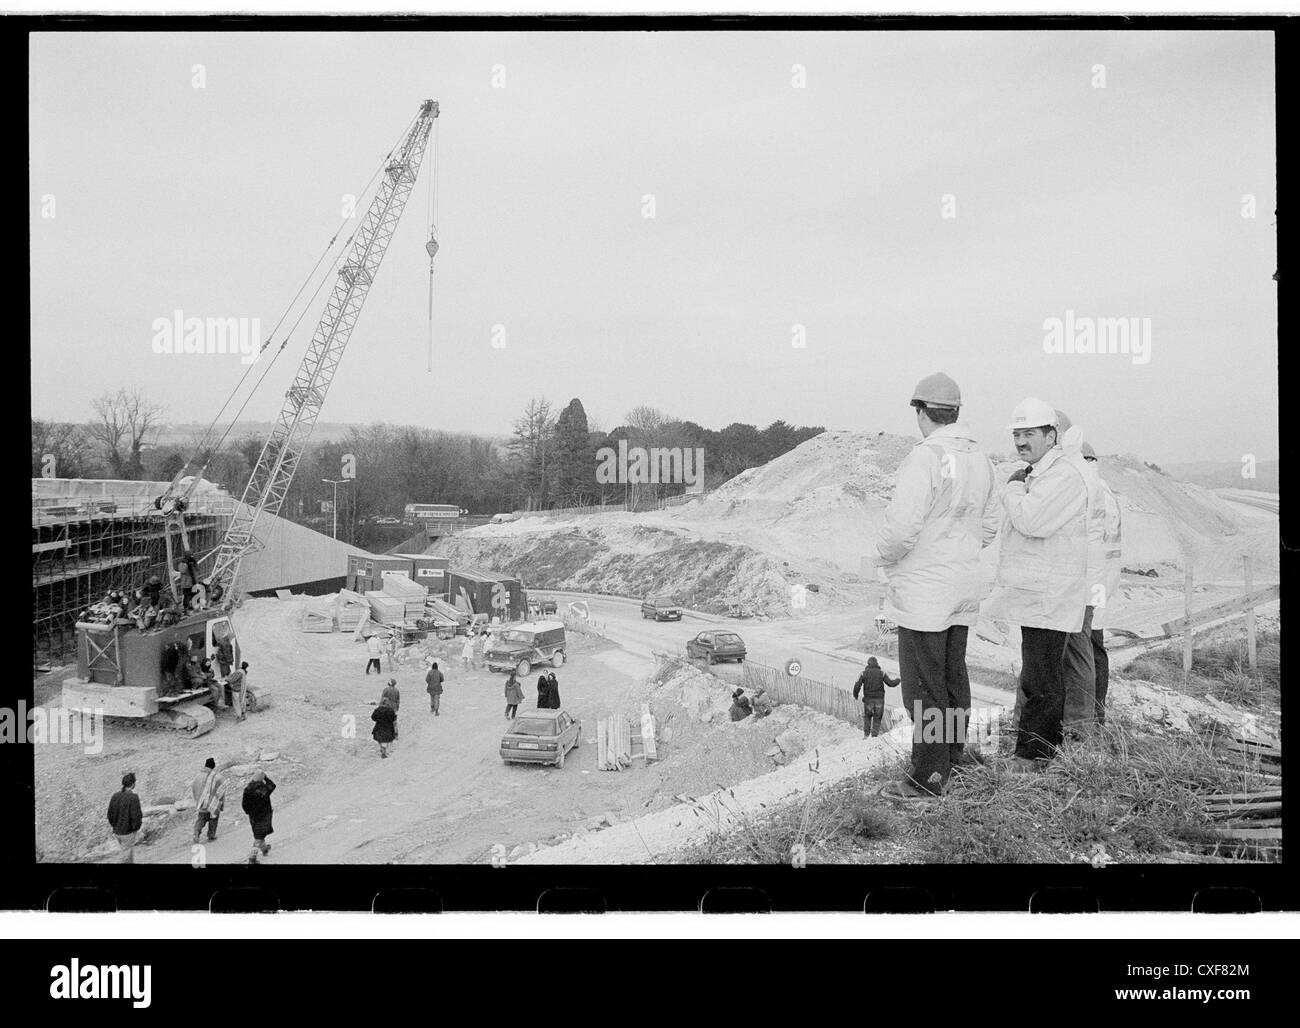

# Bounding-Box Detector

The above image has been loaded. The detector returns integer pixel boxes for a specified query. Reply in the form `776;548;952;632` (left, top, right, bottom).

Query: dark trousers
1016;627;1069;759
505;703;518;719
1062;606;1097;733
193;809;219;842
897;625;971;794
1091;629;1109;723
365;658;381;674
429;693;441;713
862;700;884;738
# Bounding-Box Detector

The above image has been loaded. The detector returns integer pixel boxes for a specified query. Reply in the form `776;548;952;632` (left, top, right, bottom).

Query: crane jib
206;101;440;602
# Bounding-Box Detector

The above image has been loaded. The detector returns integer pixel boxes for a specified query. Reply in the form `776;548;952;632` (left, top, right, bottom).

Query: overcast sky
30;30;1276;464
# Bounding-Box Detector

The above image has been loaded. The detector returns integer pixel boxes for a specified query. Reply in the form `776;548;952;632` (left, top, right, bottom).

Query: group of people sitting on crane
78;550;221;633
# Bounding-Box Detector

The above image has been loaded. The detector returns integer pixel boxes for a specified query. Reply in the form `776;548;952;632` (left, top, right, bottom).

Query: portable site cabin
345;554;413;594
389;554;450;597
447;568;525;622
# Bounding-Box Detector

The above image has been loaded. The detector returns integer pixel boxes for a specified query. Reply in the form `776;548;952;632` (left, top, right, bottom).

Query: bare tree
88;388;165;480
31;419;99;479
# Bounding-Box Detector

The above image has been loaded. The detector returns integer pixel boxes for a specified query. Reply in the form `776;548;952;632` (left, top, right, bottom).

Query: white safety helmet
1007;398;1058;431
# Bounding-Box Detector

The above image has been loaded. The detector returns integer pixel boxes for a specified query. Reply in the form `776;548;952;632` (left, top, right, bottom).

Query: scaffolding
32;492;233;666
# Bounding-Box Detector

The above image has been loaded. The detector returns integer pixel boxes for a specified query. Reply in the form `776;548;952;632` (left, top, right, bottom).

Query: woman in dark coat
371;696;397;758
545;671;561;710
504;672;525;719
241;772;276;862
536;673;551;708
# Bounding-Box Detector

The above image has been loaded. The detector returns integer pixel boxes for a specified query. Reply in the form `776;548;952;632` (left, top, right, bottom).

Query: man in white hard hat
869;372;1001;799
983;398;1089;769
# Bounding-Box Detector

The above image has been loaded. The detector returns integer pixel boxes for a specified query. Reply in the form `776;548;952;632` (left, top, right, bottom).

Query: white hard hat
1007;398;1058;431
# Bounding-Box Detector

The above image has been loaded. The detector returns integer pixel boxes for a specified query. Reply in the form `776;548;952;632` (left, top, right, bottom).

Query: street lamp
321;478;350;540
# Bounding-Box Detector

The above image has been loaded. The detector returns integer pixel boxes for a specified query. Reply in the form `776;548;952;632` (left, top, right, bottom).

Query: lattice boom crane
207;99;440;602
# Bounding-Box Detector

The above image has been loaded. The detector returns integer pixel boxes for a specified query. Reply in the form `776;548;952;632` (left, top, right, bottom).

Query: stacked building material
300;599;336;633
422;597;467;629
364;590;406;626
381;573;427;621
336;589;370;632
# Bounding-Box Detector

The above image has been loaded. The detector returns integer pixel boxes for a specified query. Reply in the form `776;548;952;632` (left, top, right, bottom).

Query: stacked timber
381;573;427;621
337;590;369;632
364;590;406;626
595;708;658;771
300;600;336;633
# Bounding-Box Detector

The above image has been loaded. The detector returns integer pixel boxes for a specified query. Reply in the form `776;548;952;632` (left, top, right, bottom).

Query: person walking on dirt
868;373;999;801
460;633;475;670
546;671;561;709
853;657;899;738
365;632;383;675
382;677;401;738
106;772;143;863
425;662;444;715
371;695;397;758
191;757;227;843
241;771;276;863
473;630;487;669
504;671;524;719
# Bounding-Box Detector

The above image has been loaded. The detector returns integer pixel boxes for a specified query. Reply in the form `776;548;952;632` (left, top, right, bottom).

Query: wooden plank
1207;801;1282;816
1162;585;1281;636
597;717;607;771
641;703;658;761
1206;790;1282;803
1219;818;1282;829
1212;827;1283;841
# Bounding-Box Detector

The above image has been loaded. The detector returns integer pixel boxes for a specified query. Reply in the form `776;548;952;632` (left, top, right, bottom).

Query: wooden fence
740;659;894;732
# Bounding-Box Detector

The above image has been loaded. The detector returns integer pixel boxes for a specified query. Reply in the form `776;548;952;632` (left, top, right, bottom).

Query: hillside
431;429;1277;617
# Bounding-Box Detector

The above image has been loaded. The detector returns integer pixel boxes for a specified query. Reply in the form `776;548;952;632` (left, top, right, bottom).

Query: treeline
33;391;823;548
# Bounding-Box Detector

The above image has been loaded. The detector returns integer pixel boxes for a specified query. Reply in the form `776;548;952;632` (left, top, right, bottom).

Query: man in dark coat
371;696;397;758
241;771;276;863
536;673;551;708
425;662;444;715
107;772;143;863
382;677;401;738
729;688;753;722
853;656;900;738
546;671;561;709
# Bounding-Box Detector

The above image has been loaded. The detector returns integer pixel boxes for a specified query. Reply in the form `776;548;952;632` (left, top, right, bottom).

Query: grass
1123;628;1280;709
670;706;1276;864
912;711;1273;863
675;775;901;864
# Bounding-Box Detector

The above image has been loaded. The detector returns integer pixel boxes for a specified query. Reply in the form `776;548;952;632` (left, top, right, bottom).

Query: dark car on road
500;707;582;768
685;630;746;664
641;595;684;621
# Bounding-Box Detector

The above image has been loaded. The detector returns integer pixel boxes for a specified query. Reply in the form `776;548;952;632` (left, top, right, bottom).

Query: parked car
490;512;520;524
641;595;683;621
485;620;567;676
685;630;746;664
500;707;582;767
540;598;558;616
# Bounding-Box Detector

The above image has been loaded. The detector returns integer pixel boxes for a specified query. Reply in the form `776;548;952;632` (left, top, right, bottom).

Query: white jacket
1061;426;1124;631
982;444;1090;632
367;634;383;657
873;423;1000;632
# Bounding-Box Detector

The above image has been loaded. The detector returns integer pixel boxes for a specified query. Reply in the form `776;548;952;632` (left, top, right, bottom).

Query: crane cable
427;116;439;373
175;109;423;490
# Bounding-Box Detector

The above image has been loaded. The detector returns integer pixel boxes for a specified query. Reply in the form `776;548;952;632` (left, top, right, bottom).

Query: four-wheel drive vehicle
685;630;746;664
640;595;683;621
485;620;567;676
500;707;582;767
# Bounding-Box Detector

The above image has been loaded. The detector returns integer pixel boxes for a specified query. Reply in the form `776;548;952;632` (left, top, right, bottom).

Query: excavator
60;100;442;738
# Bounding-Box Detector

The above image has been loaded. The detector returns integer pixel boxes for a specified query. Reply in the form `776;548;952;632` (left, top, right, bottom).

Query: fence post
1244;555;1257;672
